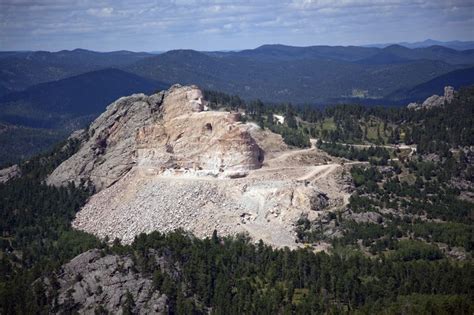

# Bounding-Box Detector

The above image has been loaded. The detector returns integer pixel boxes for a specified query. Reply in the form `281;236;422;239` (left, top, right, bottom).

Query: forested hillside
0;86;473;314
389;66;474;101
204;85;474;153
0;69;167;165
127;49;464;104
0;68;165;129
0;49;152;94
1;44;473;103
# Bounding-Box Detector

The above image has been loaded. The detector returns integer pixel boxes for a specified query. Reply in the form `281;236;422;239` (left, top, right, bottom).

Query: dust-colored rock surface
343;210;383;224
0;164;21;183
73;146;349;248
50;85;350;248
47;249;171;314
407;85;455;110
48;84;263;190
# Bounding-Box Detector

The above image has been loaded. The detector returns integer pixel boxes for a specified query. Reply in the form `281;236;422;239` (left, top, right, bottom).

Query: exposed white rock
422;94;445;108
48;85;263;190
273;114;285;124
407;102;419;109
48;249;171;314
407;85;455;110
343;210;383;224
444;86;455;103
49;84;349;248
0;164;21;183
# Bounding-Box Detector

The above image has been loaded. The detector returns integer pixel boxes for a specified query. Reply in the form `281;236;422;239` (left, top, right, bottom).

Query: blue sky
0;0;473;51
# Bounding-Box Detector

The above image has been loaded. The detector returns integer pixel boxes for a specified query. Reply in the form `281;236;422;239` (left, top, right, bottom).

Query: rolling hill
375;45;474;65
0;68;167;164
0;68;166;129
388;66;474;102
230;44;380;61
1;44;473;104
126;48;467;104
0;49;153;95
231;44;474;65
367;39;474;50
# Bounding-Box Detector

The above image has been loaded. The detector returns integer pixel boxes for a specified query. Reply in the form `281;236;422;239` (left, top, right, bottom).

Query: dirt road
297;164;339;181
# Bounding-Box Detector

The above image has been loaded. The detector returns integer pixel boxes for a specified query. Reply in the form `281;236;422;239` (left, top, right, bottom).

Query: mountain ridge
0;68;168;165
1;43;473;103
126;49;467;103
0;49;154;95
0;68;167;129
365;39;474;50
389;66;474;101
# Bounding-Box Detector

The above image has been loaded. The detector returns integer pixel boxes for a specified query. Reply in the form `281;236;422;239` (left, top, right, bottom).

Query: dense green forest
0;124;66;167
127;45;473;104
0;140;101;314
105;231;473;314
295;151;473;268
315;141;391;165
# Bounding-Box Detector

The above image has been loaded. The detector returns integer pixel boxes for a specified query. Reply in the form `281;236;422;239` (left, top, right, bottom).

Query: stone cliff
48;84;348;248
43;249;175;314
48;85;263;191
407;86;455;110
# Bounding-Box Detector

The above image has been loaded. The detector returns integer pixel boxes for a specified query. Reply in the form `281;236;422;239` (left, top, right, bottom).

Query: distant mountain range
0;68;165;129
388;66;474;101
0;43;473;164
0;68;166;165
0;49;153;95
1;44;473;103
126;44;473;104
365;39;474;50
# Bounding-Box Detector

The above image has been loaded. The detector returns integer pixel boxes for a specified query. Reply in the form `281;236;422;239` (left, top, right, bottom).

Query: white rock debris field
48;85;350;248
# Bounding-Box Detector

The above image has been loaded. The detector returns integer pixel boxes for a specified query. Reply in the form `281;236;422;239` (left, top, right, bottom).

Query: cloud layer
0;0;473;51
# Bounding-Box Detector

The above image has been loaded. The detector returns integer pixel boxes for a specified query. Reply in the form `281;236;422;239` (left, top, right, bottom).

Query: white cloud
0;0;472;51
87;7;114;17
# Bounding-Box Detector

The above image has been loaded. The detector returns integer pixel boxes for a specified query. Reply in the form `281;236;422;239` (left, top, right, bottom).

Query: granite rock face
407;85;455;110
46;249;172;314
48;84;350;249
0;164;21;183
48;85;263;191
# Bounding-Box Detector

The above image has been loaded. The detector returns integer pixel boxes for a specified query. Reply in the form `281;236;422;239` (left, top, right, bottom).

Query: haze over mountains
0;49;154;94
0;41;473;164
126;44;473;104
1;42;473;102
366;39;474;50
0;69;165;129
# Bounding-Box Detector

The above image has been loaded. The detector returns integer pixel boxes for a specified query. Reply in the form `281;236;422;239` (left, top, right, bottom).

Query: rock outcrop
407;86;455;110
343;210;383;224
0;164;21;183
45;249;173;314
48;84;349;248
48;85;263;191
